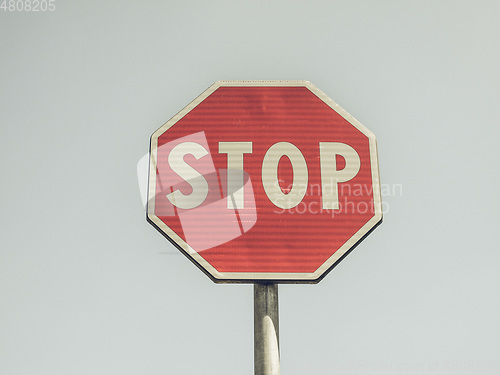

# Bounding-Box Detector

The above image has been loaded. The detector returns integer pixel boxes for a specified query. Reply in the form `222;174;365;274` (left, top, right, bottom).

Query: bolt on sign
147;81;382;283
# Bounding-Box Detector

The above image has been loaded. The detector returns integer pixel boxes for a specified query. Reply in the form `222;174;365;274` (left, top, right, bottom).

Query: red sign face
147;81;382;283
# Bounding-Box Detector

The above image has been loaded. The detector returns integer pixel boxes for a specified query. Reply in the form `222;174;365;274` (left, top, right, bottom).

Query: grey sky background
1;1;499;374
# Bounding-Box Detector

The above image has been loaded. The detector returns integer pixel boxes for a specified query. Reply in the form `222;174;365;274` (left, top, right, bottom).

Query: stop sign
147;81;382;283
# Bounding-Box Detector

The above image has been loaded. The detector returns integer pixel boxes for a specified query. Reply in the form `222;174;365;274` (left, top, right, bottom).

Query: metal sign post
254;283;280;375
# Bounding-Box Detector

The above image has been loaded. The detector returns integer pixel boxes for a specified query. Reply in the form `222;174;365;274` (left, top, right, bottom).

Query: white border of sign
147;81;383;283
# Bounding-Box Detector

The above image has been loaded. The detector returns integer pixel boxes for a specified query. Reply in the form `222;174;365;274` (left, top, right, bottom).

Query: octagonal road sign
147;81;382;283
